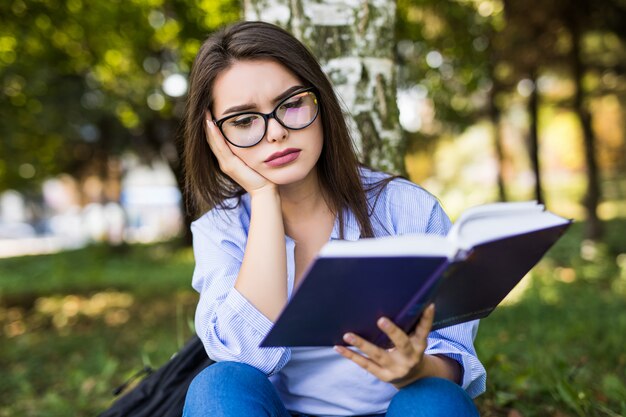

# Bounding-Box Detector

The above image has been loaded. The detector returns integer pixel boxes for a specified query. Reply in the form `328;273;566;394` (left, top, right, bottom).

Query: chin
262;163;317;186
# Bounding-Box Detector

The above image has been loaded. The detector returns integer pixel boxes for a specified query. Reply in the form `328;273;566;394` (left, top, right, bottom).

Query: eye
227;114;257;128
280;96;305;110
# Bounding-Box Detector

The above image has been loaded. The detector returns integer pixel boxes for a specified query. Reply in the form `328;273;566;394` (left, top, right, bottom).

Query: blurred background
1;0;625;416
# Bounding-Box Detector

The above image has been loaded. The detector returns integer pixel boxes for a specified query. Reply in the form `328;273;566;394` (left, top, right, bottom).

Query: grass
1;221;626;416
0;242;198;417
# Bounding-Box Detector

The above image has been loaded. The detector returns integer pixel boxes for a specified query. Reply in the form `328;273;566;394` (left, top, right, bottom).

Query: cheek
228;143;258;166
312;120;324;150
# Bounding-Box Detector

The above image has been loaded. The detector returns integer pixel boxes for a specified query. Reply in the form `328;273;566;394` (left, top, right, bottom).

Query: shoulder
360;166;440;211
359;167;449;236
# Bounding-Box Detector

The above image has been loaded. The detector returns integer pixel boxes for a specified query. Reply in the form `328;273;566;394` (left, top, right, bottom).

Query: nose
265;116;288;143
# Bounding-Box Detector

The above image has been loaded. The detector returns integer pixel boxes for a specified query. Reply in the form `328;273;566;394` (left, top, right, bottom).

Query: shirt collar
330;208;361;242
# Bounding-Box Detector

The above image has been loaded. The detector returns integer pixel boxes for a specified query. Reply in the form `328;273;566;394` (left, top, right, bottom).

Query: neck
278;169;331;229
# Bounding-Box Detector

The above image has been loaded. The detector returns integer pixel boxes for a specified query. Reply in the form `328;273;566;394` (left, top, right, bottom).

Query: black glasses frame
213;87;320;148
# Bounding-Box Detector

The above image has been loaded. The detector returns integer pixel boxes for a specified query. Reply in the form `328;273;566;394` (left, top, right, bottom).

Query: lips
264;148;301;167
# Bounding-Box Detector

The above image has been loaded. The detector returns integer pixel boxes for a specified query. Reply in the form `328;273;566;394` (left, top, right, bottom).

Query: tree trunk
570;20;603;240
244;0;405;175
488;81;507;202
527;71;543;204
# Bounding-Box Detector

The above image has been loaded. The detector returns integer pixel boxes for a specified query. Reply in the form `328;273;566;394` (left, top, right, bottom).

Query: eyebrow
220;85;306;116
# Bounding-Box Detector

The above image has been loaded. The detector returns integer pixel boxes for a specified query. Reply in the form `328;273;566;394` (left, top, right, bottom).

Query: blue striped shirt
190;168;486;416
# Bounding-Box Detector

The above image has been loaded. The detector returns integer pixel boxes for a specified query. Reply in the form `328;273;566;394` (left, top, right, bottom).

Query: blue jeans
183;362;479;417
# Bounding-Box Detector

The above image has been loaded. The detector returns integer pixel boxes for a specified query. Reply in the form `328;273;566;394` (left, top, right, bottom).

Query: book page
320;234;454;258
448;202;570;250
320;201;569;259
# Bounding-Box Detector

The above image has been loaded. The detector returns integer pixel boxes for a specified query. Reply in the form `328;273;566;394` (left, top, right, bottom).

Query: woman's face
209;59;324;187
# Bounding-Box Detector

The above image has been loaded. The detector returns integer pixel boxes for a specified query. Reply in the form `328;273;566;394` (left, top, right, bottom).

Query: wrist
391;355;430;390
248;185;283;230
249;184;279;200
392;354;460;390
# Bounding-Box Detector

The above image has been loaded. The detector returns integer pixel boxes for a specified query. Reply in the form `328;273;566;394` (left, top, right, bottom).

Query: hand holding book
333;304;462;389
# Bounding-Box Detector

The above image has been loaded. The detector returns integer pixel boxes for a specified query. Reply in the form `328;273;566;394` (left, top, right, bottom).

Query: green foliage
396;0;492;132
0;0;240;190
2;221;626;416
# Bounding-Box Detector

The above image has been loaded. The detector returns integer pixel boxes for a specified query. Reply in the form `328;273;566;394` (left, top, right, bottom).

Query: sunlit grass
0;242;195;300
0;241;197;417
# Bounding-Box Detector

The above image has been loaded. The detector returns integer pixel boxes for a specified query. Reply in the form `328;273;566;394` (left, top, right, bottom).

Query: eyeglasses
213;87;320;148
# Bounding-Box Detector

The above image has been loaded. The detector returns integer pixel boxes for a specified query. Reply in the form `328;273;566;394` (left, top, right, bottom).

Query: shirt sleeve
387;182;487;398
426;323;486;398
190;209;291;376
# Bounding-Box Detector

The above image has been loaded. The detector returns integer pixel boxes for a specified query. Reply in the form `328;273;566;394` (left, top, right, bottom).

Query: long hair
183;21;376;238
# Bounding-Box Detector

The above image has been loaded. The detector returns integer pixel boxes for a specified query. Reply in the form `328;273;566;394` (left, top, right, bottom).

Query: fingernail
333;346;343;354
343;333;355;344
378;317;390;329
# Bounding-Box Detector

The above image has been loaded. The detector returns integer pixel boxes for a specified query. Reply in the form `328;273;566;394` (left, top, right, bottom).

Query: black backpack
99;336;214;417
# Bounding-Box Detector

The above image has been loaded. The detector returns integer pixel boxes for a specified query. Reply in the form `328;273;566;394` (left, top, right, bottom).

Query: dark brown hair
183;21;377;238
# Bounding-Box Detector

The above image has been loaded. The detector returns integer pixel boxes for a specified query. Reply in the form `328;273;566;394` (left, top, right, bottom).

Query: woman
182;21;485;417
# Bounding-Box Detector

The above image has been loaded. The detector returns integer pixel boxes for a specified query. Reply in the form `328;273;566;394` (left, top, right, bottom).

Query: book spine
375;259;451;346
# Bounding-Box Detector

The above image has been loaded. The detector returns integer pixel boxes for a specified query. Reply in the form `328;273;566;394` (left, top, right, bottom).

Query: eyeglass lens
220;90;318;147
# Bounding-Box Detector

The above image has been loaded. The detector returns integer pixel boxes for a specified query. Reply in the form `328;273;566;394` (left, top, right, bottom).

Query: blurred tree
397;0;625;240
0;0;240;244
560;0;626;240
563;0;603;240
395;0;505;198
0;0;239;198
396;0;492;130
486;53;507;202
244;0;405;174
501;0;626;239
497;0;567;205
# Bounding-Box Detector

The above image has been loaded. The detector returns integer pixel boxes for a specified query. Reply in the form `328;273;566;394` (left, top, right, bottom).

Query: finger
205;118;230;157
342;332;388;364
333;345;390;380
414;304;435;340
416;304;435;337
204;111;232;154
377;317;414;355
205;120;244;178
204;110;215;144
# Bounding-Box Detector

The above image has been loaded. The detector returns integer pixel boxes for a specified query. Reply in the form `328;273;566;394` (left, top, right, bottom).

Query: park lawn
1;221;626;417
0;242;199;417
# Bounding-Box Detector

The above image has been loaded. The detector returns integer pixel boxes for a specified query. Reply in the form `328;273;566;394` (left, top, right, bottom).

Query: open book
260;201;572;348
